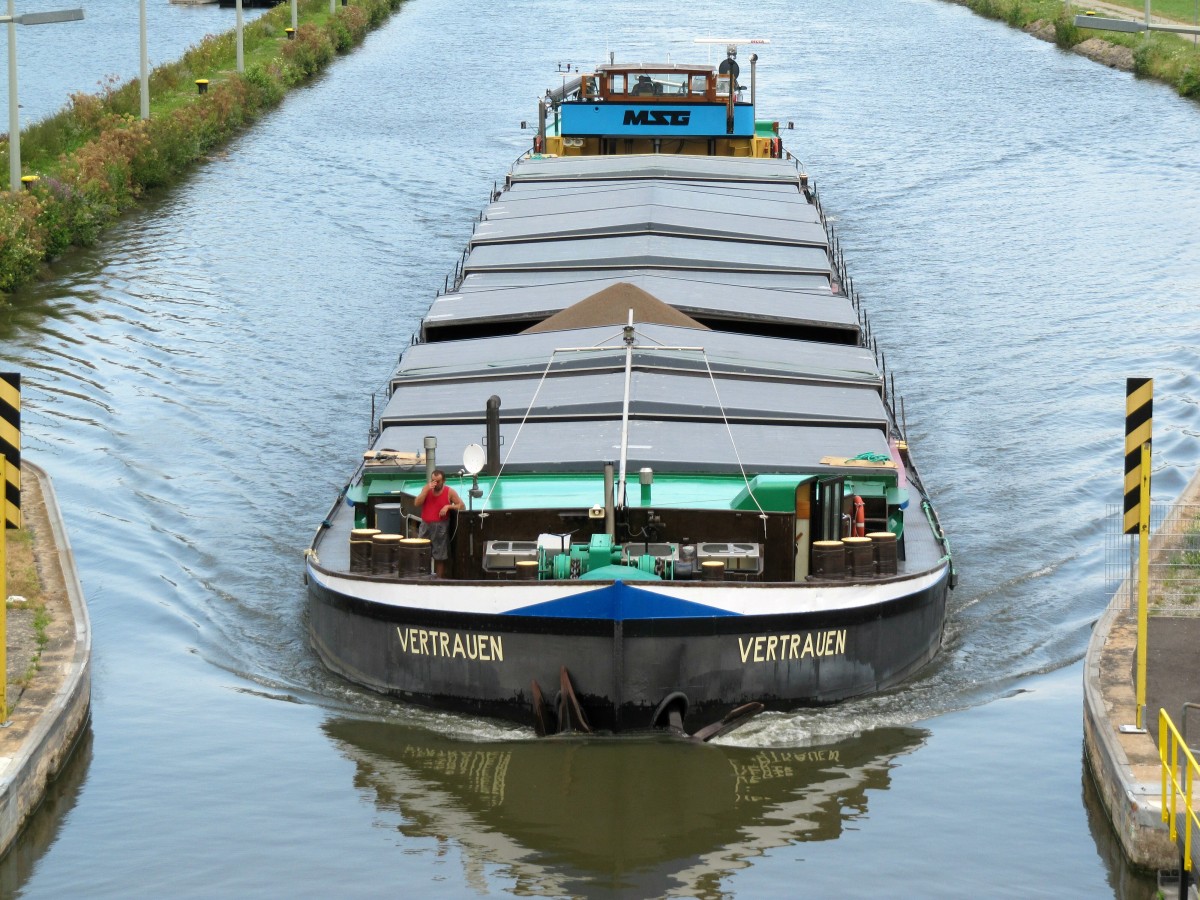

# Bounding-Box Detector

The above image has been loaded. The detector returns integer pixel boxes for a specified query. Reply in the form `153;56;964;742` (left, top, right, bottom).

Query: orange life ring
533;135;544;154
852;495;866;537
771;137;781;158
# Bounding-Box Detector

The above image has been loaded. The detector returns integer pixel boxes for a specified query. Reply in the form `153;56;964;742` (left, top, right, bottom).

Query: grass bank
4;527;49;691
0;0;405;296
950;0;1200;95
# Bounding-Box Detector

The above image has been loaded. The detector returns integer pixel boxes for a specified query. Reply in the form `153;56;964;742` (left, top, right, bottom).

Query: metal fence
1105;503;1200;614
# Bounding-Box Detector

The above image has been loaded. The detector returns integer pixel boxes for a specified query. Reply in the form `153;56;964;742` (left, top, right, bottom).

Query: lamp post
140;0;148;119
3;2;84;192
236;0;244;73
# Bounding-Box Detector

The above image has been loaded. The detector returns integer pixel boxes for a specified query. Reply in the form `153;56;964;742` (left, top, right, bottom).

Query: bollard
867;532;898;576
811;540;846;580
349;528;380;574
842;536;875;579
285;27;295;40
701;560;725;581
195;79;209;95
371;533;402;576
515;560;539;581
19;175;39;190
398;537;432;578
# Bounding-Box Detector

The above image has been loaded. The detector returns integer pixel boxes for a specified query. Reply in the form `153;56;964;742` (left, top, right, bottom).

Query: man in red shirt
413;469;464;577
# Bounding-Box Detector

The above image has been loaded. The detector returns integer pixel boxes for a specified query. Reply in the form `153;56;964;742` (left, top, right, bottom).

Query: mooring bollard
285;27;295;40
195;79;209;95
20;175;39;190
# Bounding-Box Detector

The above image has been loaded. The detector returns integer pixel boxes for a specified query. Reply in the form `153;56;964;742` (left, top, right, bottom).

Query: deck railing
1159;707;1200;875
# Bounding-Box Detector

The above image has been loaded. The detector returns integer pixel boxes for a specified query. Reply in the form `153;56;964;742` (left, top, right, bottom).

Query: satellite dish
463;443;486;476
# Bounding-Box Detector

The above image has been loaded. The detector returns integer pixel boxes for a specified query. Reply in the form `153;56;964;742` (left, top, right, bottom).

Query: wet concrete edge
1083;467;1200;873
0;461;92;858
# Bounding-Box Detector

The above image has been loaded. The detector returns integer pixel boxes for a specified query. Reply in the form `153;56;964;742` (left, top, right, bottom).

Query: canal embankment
1084;466;1200;877
0;461;91;858
0;0;407;297
944;0;1200;92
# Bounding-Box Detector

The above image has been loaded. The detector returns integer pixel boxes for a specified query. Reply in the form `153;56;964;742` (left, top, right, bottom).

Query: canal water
2;0;1199;895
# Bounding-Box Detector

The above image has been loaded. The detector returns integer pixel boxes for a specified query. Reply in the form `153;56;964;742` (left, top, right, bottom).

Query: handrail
1159;707;1200;873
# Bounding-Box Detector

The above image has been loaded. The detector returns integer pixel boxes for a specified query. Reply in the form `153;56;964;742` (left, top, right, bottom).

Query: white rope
700;348;769;528
479;350;559;513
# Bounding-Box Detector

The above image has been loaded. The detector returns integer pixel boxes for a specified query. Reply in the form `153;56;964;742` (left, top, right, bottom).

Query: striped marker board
1123;377;1152;536
1;373;18;530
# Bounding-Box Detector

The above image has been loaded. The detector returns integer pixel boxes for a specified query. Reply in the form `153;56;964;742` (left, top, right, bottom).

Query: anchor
530;673;762;740
652;691;764;742
530;666;592;737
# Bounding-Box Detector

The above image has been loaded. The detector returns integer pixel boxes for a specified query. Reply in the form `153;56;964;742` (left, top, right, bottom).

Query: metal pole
139;0;149;119
1136;441;1151;729
330;0;335;16
236;0;244;73
7;0;19;193
1145;0;1151;28
291;0;297;32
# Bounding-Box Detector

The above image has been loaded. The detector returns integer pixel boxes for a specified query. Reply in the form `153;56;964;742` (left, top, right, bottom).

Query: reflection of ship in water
324;719;926;896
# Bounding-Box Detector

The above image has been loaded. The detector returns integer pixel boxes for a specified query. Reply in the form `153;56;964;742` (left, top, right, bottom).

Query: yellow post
1136;442;1150;730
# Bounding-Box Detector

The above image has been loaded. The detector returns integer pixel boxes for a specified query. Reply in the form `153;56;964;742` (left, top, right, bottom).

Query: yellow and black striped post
0;372;18;723
1124;377;1153;729
1124;377;1152;535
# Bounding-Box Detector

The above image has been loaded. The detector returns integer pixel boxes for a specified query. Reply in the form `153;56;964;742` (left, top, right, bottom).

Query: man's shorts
418;520;449;560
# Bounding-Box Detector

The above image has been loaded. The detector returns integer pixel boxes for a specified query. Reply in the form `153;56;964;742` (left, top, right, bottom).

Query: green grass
1086;0;1200;23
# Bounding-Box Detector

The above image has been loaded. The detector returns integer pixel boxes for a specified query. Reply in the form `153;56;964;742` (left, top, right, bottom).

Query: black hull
307;571;948;733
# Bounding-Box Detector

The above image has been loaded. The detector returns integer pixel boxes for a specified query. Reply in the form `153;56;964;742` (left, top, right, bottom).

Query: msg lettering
396;627;504;662
622;109;692;127
737;629;846;663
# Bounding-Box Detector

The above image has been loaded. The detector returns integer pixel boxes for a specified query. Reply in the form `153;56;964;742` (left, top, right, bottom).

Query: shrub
0;193;46;293
282;23;335;82
1054;15;1083;50
243;63;286;108
1179;64;1200;98
1132;37;1155;76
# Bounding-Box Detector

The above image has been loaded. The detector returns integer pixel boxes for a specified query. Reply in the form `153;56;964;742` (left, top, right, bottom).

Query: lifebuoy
533;135;544;154
771;137;781;158
852;495;866;537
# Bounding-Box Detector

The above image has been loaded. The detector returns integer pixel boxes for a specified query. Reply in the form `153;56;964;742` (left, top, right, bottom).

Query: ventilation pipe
604;462;616;538
486;395;501;475
424;436;436;484
750;53;757;108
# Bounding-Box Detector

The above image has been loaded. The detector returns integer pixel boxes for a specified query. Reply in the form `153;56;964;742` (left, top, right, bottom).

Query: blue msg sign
560;103;755;137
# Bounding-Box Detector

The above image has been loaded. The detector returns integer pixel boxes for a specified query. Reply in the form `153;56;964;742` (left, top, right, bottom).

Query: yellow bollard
19;175;39;190
195;79;210;95
285;27;295;40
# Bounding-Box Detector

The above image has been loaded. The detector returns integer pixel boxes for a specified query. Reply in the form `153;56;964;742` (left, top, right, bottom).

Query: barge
305;42;954;737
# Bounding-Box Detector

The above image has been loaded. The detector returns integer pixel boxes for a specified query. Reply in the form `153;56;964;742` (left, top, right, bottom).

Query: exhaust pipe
486;395;501;475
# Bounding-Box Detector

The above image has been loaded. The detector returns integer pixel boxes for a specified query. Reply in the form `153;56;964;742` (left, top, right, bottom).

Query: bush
1053;15;1083;50
282;23;335;81
1179;64;1200;98
0;193;46;293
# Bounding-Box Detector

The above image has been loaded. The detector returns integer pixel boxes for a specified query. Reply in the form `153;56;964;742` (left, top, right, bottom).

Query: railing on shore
1106;503;1200;612
1159;707;1200;879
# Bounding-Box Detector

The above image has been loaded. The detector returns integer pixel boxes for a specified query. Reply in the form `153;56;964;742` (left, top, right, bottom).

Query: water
3;0;1199;895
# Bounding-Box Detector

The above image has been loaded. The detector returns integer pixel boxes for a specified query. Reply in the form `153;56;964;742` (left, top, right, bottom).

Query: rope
850;451;891;463
480;350;560;513
700;349;768;532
